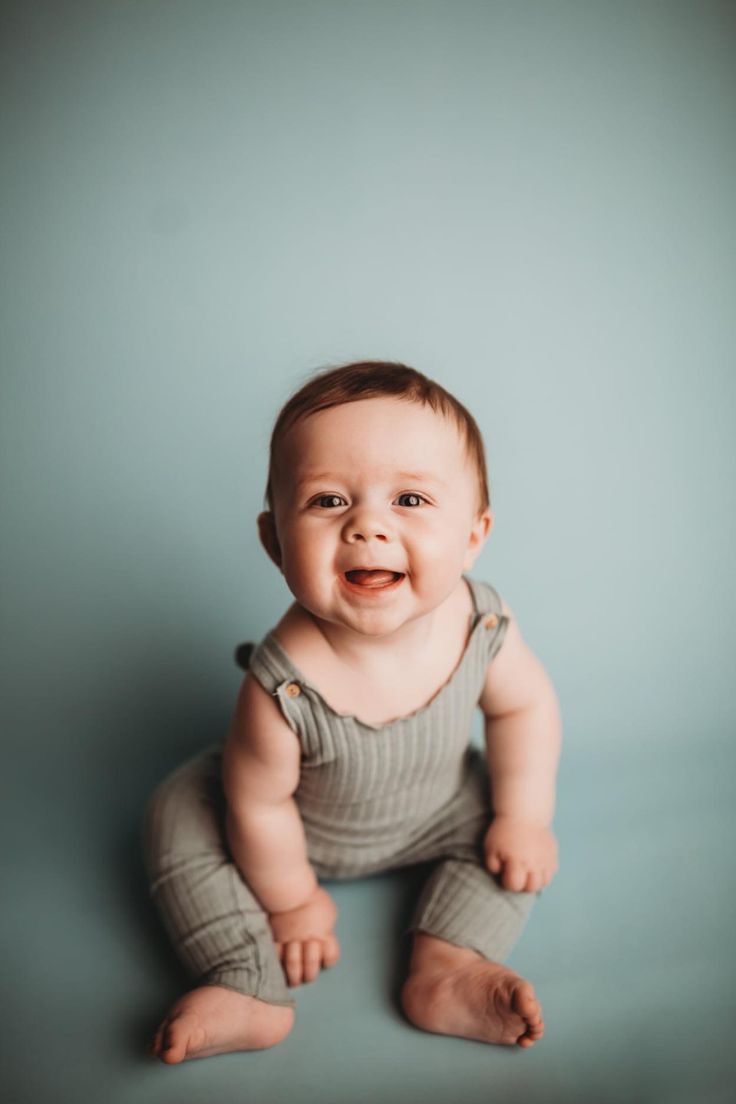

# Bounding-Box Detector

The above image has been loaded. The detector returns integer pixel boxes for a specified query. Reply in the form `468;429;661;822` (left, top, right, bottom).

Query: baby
144;360;562;1063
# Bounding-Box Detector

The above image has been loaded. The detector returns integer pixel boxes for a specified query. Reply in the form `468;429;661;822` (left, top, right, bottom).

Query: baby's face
261;397;492;637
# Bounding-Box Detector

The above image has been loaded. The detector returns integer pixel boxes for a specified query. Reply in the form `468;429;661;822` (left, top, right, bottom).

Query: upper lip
343;566;405;574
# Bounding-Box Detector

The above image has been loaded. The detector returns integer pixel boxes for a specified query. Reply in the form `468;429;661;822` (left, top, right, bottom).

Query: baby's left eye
395;493;426;508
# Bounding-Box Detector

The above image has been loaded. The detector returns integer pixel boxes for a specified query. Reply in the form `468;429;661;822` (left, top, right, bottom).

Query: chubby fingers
501;858;530;892
493;859;556;893
282;940;305;987
486;851;503;875
276;935;341;987
322;932;340;969
301;939;323;984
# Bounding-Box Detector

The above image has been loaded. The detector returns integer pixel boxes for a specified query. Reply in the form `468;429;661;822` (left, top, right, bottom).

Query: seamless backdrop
2;2;735;1103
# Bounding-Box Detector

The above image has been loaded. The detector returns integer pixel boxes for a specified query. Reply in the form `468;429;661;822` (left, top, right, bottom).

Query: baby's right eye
312;494;346;509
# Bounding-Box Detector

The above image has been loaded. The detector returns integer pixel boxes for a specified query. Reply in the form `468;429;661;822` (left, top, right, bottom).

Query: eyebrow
295;471;448;490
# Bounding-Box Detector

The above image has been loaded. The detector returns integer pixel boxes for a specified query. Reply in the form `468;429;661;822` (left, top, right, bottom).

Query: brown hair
264;360;490;516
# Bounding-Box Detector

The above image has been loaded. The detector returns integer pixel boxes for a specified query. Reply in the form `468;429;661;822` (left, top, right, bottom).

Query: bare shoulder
478;595;557;719
272;600;328;668
222;667;301;806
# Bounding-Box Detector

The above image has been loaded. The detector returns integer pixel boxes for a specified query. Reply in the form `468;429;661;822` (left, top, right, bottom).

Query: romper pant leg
404;748;537;962
142;744;295;1008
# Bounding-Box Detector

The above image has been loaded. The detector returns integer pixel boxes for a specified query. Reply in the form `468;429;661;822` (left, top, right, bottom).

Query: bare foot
401;934;544;1048
148;985;294;1064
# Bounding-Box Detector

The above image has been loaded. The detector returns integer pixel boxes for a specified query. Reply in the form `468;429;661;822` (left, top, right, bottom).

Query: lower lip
340;573;405;597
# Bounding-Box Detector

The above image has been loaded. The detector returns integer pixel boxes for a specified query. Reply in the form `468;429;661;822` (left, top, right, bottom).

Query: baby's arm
222;671;317;911
478;599;563;894
222;672;339;985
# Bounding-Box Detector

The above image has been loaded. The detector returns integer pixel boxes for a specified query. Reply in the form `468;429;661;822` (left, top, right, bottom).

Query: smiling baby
143;360;562;1062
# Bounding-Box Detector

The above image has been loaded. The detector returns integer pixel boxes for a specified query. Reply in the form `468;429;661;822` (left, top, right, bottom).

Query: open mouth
343;569;405;590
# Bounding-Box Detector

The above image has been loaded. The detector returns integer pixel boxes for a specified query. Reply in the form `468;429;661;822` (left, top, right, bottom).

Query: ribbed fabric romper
143;575;537;1008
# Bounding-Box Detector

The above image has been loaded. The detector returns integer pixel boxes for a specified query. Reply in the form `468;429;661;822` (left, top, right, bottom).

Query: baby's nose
346;525;390;543
343;510;392;543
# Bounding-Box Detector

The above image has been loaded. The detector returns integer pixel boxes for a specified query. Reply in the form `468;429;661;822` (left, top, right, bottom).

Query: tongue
346;569;398;587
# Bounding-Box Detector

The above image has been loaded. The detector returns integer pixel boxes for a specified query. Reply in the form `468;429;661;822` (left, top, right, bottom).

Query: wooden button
484;614;499;629
285;682;301;698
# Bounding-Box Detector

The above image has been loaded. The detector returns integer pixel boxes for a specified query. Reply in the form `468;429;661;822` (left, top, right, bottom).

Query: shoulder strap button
484;613;499;629
234;642;254;670
285;682;301;698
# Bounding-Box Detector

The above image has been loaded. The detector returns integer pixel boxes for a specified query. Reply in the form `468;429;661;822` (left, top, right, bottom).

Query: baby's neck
274;578;476;726
310;610;433;671
306;580;472;672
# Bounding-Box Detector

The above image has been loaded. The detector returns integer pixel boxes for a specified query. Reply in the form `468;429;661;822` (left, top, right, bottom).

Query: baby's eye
395;493;426;508
312;494;346;509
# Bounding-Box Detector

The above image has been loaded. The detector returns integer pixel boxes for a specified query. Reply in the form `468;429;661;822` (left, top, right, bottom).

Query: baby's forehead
276;400;474;487
294;396;459;443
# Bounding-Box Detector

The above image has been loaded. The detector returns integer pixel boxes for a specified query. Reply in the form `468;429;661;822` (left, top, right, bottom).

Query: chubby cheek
278;528;333;590
407;534;468;592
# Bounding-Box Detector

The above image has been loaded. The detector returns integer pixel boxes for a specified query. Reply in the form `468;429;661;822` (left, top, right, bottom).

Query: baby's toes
160;1012;206;1064
517;1016;545;1047
161;1017;188;1063
512;982;544;1043
149;1022;165;1057
513;980;540;1015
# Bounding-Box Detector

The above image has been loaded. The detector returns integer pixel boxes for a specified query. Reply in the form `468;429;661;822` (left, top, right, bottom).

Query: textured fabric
143;747;295;1005
143;574;537;1006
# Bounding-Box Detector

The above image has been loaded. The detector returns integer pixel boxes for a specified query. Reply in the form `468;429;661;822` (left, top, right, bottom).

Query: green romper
143;575;537;1008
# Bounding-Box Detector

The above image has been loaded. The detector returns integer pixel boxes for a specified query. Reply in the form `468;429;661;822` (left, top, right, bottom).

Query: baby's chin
292;593;412;638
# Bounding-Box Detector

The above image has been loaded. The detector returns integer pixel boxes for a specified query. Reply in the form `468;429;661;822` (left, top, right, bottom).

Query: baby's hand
268;885;340;987
483;816;559;893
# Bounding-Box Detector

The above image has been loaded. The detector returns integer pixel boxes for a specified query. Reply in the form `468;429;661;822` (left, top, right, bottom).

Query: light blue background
2;1;734;1102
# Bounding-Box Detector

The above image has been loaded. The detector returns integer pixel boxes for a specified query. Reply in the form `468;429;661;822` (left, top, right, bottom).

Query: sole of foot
402;955;545;1048
149;985;295;1064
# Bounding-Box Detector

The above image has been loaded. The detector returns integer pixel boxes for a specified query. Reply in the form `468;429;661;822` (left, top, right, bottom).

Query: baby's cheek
411;547;464;592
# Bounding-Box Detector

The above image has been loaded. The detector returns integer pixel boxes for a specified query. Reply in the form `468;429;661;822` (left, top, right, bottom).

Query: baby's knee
142;750;224;873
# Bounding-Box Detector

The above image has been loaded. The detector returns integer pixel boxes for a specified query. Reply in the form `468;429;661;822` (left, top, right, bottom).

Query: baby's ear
257;511;282;569
463;508;493;568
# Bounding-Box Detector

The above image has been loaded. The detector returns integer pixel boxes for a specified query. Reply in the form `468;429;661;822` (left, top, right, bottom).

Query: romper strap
465;576;504;620
233;632;305;734
466;577;510;666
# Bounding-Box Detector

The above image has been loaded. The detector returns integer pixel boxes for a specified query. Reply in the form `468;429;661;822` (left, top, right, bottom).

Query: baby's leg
400;752;543;1047
142;746;294;1062
402;870;543;1048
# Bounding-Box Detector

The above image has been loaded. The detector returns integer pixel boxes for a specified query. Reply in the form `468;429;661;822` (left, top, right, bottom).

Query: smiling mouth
343;569;405;589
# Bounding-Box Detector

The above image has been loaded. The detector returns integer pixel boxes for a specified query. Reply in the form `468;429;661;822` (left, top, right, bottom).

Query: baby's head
258;361;495;632
264;361;490;515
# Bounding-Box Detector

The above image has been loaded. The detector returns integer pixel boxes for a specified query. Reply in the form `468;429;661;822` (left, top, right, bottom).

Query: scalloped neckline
264;575;486;731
